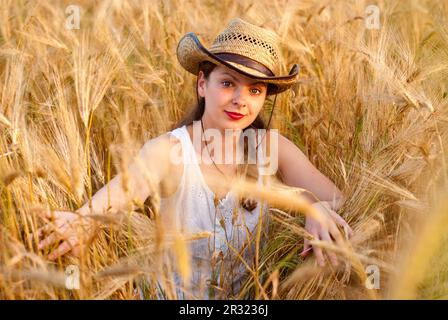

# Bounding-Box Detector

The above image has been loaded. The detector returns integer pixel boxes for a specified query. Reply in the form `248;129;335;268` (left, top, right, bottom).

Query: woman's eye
221;81;262;94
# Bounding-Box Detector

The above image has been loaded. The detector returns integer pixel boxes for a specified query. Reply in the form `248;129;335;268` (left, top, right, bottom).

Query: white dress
139;125;271;300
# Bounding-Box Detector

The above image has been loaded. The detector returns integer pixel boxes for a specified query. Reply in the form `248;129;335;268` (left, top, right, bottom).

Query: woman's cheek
251;104;263;118
218;87;232;100
247;110;258;123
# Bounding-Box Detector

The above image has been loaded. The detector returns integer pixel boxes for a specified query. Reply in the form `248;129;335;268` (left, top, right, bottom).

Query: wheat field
0;0;447;299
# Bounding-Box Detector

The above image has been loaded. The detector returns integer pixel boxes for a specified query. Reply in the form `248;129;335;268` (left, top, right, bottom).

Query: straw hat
176;18;299;95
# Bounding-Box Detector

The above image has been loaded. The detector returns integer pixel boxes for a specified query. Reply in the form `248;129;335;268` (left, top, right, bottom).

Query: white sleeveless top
153;125;271;299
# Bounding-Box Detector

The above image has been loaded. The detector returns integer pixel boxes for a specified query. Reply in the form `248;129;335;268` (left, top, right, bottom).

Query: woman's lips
224;110;245;120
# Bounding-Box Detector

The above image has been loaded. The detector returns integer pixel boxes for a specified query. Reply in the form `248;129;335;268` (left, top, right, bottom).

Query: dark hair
173;61;278;212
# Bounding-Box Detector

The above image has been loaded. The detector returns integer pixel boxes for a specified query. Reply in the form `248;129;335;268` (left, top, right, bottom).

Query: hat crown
209;18;282;75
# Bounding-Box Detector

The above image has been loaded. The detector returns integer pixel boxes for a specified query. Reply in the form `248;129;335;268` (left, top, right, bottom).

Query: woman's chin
222;119;250;130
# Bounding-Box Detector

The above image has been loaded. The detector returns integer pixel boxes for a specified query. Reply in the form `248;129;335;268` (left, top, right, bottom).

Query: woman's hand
34;210;95;261
300;201;354;267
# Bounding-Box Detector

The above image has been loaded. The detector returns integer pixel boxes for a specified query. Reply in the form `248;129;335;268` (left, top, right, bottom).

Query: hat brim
176;32;300;95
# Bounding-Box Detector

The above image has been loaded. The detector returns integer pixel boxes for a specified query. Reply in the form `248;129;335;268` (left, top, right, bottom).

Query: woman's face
198;65;268;131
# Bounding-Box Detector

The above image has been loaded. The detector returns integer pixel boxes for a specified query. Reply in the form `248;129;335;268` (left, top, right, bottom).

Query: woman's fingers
310;231;326;267
71;244;81;258
38;231;61;250
345;224;355;238
328;211;354;238
33;224;53;239
300;238;312;258
32;210;89;261
34;210;67;240
303;207;355;268
314;245;325;267
320;231;339;267
37;209;63;221
48;240;73;261
328;222;345;248
37;218;69;247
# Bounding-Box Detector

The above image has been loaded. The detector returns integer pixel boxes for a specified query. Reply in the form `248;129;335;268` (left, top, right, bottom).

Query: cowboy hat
176;18;299;95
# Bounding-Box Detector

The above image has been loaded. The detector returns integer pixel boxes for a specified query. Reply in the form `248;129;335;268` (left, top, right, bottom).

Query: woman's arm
277;133;345;210
276;133;352;267
36;132;176;260
77;133;174;216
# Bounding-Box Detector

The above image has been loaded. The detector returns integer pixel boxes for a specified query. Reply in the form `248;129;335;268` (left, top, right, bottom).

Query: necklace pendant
213;194;219;208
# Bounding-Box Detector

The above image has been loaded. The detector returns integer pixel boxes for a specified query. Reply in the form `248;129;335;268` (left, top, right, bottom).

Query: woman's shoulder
147;125;186;148
143;129;184;198
137;129;183;176
155;127;184;151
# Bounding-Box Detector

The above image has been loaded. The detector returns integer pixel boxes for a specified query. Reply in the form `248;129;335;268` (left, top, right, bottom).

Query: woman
36;18;353;299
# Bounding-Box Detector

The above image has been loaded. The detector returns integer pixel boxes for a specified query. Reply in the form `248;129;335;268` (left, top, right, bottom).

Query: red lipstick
225;111;245;120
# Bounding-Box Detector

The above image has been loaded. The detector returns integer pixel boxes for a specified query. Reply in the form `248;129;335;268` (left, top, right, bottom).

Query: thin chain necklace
200;118;258;213
200;118;236;200
200;118;232;277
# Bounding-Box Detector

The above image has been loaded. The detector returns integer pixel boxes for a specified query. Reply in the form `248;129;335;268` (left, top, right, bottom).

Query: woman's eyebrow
221;72;266;86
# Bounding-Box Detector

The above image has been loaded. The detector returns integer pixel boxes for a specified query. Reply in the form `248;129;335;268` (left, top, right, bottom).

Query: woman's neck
192;118;243;166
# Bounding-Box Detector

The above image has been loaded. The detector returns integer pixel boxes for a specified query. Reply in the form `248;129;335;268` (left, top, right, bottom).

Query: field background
1;0;447;299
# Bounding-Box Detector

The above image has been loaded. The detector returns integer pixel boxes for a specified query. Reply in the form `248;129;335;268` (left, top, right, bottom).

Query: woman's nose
232;88;248;107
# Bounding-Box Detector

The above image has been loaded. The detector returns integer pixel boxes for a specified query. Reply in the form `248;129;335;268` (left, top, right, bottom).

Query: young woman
36;18;353;299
